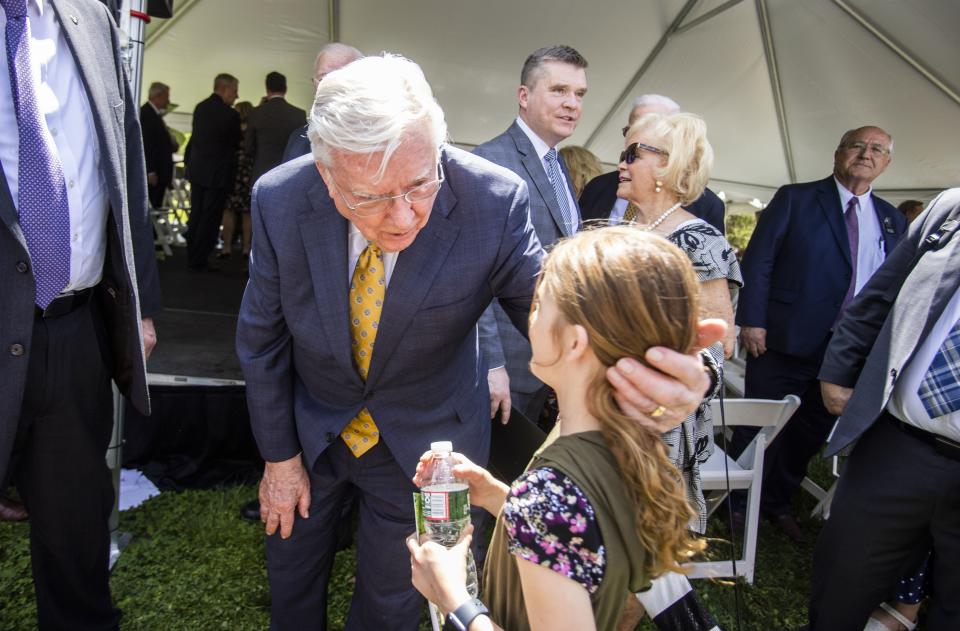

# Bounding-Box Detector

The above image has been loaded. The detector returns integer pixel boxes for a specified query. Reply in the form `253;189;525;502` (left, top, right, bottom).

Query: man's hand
141;318;157;361
740;326;767;358
607;319;727;433
147;172;159;187
821;382;853;416
259;454;311;539
488;367;511;422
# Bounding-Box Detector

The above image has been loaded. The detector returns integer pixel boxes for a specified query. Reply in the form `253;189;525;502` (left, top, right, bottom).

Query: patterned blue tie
544;148;576;234
917;319;960;419
3;0;72;308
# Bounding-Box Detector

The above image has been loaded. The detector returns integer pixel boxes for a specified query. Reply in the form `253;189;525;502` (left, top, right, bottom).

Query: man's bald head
313;43;364;88
628;94;681;126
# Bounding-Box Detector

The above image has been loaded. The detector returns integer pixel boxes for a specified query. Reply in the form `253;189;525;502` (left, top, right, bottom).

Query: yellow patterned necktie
342;243;385;457
623;202;640;224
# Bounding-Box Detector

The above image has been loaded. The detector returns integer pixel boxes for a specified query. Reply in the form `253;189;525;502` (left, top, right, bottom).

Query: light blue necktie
544;148;576;234
3;0;72;308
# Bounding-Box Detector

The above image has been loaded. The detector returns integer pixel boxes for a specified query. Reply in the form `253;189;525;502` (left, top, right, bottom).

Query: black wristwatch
444;597;489;631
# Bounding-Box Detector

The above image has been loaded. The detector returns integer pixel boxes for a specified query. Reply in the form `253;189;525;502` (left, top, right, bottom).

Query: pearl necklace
635;201;682;231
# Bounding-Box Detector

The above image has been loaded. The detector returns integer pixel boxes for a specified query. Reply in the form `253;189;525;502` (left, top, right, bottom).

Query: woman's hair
626;112;713;206
538;226;706;576
234;101;254;122
558;145;604;199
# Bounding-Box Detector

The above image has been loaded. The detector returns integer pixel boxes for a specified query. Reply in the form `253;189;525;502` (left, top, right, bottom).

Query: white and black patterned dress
664;219;743;532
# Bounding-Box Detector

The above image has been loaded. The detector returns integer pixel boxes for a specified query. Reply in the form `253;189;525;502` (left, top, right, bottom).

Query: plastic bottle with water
421;441;479;598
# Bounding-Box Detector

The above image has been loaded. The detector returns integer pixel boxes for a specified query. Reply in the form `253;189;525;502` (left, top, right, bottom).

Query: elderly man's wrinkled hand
608;319;727;433
260;454;311;539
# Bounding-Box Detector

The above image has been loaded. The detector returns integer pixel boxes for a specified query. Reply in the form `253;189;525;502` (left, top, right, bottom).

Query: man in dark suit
281;42;363;162
246;71;306;186
184;73;241;271
140;81;176;210
0;0;161;627
735;126;907;540
579;94;726;233
474;44;586;423
809;189;960;629
238;54;722;630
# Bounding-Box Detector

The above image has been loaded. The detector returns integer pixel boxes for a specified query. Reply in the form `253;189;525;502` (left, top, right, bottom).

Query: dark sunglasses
619;142;669;164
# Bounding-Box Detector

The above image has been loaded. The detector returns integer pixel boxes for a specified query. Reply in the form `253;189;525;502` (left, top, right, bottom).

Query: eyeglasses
842;141;890;157
619;142;668;165
327;162;445;217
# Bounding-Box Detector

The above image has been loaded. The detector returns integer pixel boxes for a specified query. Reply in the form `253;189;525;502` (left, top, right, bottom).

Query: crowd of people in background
2;2;959;630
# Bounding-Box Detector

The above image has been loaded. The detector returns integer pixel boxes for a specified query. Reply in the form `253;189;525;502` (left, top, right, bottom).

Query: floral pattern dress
501;466;606;592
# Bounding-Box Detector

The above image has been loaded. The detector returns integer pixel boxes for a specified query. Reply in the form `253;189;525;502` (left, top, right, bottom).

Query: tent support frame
832;0;960;108
674;0;745;35
756;0;796;183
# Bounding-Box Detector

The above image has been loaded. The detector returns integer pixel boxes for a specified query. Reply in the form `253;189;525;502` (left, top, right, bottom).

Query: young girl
408;227;707;631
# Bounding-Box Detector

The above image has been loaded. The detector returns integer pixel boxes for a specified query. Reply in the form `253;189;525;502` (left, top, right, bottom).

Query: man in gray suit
246;71;306;185
0;0;160;627
475;44;587;423
238;53;722;630
809;189;960;629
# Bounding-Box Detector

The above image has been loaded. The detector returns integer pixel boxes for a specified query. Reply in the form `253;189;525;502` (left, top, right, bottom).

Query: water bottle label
421;486;469;521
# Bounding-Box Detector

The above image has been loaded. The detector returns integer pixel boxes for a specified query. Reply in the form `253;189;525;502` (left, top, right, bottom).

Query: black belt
34;287;95;320
886;410;960;463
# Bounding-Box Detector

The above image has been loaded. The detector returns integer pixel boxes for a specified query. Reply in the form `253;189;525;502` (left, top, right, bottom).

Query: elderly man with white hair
237;54;725;630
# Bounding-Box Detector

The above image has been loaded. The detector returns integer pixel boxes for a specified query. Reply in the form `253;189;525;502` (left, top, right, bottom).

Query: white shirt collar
834;176;872;211
515;116;553;161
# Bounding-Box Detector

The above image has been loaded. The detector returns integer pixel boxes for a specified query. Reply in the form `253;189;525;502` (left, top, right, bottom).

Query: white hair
315;42;364;68
307;54;448;181
630;94;681;122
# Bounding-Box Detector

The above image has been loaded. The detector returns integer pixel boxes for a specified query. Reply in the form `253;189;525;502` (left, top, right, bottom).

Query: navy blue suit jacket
237;146;543;476
579;170;726;234
737;176;907;359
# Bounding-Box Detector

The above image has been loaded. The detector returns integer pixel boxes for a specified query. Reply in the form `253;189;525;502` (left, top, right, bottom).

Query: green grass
0;461;837;630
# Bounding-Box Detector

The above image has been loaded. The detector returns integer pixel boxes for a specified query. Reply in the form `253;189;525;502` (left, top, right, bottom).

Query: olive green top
482;429;649;631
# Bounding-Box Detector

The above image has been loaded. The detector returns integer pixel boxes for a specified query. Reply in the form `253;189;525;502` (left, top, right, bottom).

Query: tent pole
328;0;340;42
144;0;202;49
674;0;745;35
756;0;796;183
583;0;700;150
832;0;960;108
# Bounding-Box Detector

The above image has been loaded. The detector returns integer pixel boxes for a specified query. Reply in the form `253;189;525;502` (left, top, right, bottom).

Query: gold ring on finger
650;405;667;418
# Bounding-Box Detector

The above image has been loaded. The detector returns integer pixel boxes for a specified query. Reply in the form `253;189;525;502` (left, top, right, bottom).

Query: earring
655;180;663;193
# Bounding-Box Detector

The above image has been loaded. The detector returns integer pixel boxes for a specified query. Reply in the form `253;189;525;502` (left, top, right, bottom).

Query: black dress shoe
769;512;805;543
240;499;261;522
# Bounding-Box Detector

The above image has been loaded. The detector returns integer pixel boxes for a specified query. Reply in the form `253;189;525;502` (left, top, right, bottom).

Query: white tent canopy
141;0;960;204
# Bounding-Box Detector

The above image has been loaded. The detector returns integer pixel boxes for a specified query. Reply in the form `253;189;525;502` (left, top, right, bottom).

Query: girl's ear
567;324;590;360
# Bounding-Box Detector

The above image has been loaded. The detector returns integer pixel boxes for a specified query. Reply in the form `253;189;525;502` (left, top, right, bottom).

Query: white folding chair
688;395;801;584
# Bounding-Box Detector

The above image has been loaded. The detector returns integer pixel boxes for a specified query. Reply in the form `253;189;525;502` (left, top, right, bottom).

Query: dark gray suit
474;121;578;412
0;0;159;626
237;146;542;629
245;96;306;185
809;189;960;630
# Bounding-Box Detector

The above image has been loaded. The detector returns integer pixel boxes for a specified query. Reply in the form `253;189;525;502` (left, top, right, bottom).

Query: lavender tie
839;197;860;315
3;0;71;308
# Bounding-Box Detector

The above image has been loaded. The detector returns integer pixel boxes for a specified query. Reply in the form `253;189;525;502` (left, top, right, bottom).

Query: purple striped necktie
3;0;72;308
839;196;860;314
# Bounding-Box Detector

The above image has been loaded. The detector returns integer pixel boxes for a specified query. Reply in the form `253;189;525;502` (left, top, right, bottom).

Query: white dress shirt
514;117;580;232
834;177;886;294
0;0;108;293
888;287;960;442
348;222;398;287
609;196;630;223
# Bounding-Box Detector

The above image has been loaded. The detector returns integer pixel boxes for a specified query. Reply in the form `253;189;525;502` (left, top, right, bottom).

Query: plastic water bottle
421;441;479;598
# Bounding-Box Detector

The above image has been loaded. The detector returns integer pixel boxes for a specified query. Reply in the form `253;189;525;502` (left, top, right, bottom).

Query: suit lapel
507;124;572;237
0;166;27;250
365;171;461;388
872;195;902;255
816;178;852;267
299;179;358;380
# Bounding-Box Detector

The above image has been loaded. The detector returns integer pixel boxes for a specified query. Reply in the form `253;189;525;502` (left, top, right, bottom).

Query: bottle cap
430;441;453;454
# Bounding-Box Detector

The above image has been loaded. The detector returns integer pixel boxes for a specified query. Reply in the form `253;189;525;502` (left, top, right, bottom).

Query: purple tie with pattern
839;197;860;314
3;0;71;308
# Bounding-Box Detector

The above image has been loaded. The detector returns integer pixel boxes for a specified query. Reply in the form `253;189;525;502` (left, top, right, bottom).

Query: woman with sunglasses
614;112;741;537
408;227;709;631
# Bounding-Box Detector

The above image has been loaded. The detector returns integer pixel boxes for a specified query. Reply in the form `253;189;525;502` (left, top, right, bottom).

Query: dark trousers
12;300;119;631
147;182;166;210
731;349;836;517
186;182;229;270
809;414;960;630
265;440;423;631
